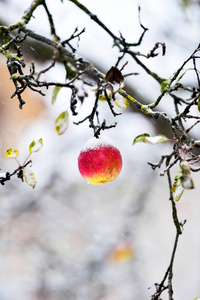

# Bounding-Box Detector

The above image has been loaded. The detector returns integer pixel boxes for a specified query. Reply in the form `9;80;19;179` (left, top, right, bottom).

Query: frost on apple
78;136;123;184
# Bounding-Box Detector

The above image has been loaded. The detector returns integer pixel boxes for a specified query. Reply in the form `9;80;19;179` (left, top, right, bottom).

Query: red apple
78;136;123;184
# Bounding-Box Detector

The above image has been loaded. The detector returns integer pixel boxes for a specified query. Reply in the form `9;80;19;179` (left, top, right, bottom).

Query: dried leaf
105;66;124;84
5;148;19;159
55;111;69;135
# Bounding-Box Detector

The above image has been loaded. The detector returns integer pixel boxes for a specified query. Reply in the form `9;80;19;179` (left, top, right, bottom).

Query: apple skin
78;136;122;184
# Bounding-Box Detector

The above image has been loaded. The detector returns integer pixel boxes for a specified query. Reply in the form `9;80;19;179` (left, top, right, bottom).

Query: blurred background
0;0;200;299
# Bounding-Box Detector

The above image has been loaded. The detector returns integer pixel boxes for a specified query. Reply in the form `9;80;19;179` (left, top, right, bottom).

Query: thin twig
0;160;32;186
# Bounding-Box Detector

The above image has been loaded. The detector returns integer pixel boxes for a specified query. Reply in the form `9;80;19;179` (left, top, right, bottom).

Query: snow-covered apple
78;136;123;184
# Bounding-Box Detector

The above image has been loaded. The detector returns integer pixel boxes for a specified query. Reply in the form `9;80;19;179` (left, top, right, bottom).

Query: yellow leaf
5;148;19;159
29;138;43;153
98;94;107;101
111;243;134;262
115;96;129;109
55;111;69;135
23;168;36;189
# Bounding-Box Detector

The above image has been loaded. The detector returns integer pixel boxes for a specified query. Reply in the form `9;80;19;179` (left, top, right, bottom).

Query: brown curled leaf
105;66;124;84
